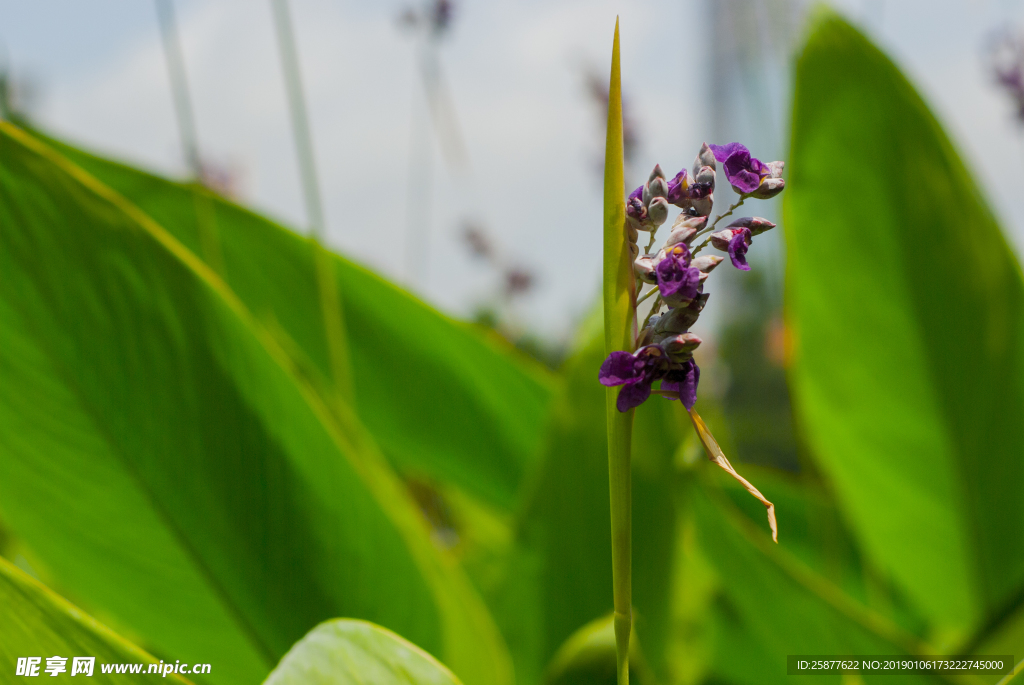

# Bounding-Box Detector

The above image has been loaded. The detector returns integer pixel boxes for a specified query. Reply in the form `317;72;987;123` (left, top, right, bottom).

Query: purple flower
626;185;646;221
667;168;715;215
710;227;753;270
728;228;752;270
656;244;701;305
626;178;669;232
659;360;700;409
666;169;689;206
599;345;672;412
709;142;771;195
661;359;700;410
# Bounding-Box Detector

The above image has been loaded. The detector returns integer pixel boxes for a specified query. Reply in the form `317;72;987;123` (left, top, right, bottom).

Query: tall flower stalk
601;20;634;685
600;22;780;685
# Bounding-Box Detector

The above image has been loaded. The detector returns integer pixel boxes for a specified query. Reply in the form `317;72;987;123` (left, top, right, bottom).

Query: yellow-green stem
602;18;633;685
608;410;633;685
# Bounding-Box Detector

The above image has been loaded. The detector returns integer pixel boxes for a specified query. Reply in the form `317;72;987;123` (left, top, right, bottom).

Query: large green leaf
998;660;1024;685
0;123;511;685
0;556;190;683
687;475;959;685
263;619;461;685
26;128;553;511
785;12;1024;631
541;614;655;685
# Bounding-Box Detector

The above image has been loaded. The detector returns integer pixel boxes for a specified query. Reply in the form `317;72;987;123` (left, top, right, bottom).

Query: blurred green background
2;2;1024;684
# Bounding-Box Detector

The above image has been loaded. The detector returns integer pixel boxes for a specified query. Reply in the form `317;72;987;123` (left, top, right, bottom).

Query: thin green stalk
696;197;745;239
270;0;353;401
996;658;1024;685
155;0;201;176
155;0;226;278
601;19;633;685
635;286;659;306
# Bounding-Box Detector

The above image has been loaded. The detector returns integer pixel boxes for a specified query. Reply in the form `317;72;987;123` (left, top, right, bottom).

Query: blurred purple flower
599;345;672;412
709;142;770;195
988;29;1024;122
710;227;753;270
662;359;700;410
728;229;752;270
656;244;701;305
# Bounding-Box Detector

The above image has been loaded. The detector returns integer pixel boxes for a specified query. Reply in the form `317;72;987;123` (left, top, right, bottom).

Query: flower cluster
600;142;785;412
988;28;1024;123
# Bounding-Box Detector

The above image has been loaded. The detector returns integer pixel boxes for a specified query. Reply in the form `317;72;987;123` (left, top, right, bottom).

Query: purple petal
666;169;688;205
714;144;771;194
628;185;643;202
657;261;701;301
728;228;752;271
655;246;702;302
663;360;700;409
626;196;645;220
722;155;761;194
616;381;652;412
599;351;640;386
709;142;749;162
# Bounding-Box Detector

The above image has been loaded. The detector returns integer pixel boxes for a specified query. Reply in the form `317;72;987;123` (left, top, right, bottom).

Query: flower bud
666;169;689;207
751;177;785;199
693;142;717;176
671;212;707;232
648;176;669;200
709;229;737;251
660;332;702;362
665;226;696;248
626;191;647;230
629;241;640;259
654;307;690;334
726;216;776;236
646;197;669;227
694;166;715;191
691;255;724;273
649;163;666;183
691;191;713;218
633;254;658;283
627;223;639;244
657;292;709;332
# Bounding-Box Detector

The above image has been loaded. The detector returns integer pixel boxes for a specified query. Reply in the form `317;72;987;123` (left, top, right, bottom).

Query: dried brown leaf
688;408;778;542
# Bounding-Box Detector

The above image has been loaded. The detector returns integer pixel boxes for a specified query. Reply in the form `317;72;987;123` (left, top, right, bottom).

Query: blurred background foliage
2;3;1024;685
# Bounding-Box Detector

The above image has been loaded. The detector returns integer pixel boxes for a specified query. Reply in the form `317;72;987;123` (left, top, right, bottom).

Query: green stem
271;0;353;401
156;0;227;279
607;408;632;685
601;19;632;685
697;196;746;239
644;230;657;254
636;286;659;306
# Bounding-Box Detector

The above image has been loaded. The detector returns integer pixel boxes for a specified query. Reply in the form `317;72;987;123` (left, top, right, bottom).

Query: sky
2;0;1024;344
